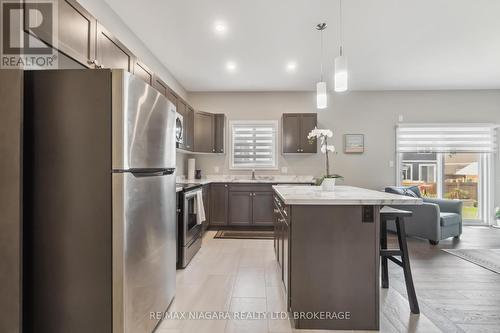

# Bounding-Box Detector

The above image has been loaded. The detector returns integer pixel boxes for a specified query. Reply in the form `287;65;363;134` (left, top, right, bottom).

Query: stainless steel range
177;184;203;268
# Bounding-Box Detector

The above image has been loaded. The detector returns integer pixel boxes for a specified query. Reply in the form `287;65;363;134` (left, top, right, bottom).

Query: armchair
385;186;463;245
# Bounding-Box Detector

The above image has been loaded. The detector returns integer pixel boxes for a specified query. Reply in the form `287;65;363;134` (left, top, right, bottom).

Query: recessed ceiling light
286;61;297;72
214;21;227;35
225;61;237;72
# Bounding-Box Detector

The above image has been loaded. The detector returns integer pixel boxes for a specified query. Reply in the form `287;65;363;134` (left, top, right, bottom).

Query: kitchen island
272;185;422;331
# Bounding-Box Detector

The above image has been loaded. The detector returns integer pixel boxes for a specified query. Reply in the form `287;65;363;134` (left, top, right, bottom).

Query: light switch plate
398;114;404;122
389;160;394;168
214;166;220;173
281;166;288;174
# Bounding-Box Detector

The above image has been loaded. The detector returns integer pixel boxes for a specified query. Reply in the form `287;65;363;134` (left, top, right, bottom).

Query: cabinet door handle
87;59;96;65
224;184;228;188
273;209;280;213
212;149;215;152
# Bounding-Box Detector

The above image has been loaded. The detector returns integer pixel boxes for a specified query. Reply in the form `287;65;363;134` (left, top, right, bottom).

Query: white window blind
230;121;277;169
396;124;498;153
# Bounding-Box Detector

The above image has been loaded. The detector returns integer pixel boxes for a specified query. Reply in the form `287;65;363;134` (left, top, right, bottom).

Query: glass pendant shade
334;55;348;92
316;81;327;109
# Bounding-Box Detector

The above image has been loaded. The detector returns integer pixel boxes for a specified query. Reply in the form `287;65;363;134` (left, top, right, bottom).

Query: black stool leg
395;217;420;314
380;218;389;288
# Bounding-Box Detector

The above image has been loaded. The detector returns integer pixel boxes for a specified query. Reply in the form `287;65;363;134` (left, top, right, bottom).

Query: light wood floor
156;226;500;333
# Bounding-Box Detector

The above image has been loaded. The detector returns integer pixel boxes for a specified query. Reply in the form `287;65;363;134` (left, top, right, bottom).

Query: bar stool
380;206;420;314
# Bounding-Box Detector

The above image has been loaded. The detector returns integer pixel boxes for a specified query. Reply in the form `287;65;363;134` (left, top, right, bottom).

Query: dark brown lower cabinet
228;192;253;225
253;192;274;225
227;185;274;226
210;184;228;226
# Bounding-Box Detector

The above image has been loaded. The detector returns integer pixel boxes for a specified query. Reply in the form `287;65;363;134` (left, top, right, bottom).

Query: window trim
418;163;437;183
229;120;279;170
401;163;413;181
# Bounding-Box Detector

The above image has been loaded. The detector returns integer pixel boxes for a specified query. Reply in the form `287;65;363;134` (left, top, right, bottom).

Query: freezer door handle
114;168;175;176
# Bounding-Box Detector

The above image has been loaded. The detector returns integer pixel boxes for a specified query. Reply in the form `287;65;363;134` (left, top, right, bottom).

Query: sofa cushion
407;186;422;198
385;187;406;196
440;212;461;226
385;186;422;198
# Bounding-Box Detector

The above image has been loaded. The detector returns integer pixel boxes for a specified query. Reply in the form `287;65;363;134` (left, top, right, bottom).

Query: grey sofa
385;186;463;245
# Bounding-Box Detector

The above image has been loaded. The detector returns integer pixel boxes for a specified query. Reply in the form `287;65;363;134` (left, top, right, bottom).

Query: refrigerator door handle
114;168;175;176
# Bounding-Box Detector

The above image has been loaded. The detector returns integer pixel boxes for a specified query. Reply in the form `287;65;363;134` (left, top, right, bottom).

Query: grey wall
188;90;500;203
0;70;23;333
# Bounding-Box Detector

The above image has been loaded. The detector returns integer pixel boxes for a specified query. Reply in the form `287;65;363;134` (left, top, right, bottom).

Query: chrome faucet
251;169;256;180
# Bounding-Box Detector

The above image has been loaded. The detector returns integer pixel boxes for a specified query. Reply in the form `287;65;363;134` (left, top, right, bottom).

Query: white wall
188;90;500;205
77;0;187;99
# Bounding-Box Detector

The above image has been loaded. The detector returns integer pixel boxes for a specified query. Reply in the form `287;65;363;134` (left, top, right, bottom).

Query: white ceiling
105;0;500;92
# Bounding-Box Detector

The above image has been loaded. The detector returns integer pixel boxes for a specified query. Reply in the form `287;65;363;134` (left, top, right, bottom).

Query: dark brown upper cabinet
152;76;168;96
194;111;214;153
210;184;228;226
193;112;225;154
184;105;194;151
134;61;153;85
282;113;317;153
96;23;135;72
24;0;96;68
214;114;226;154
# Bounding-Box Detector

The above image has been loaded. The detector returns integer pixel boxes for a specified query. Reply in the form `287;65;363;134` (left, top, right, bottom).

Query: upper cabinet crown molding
282;113;317;154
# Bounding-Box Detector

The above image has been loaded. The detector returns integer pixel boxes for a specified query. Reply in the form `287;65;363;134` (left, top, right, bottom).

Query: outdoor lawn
462;206;479;220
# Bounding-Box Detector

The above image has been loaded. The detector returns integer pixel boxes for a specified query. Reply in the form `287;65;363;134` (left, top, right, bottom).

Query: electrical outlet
398;115;404;122
281;166;288;174
214;166;220;173
389;160;394;168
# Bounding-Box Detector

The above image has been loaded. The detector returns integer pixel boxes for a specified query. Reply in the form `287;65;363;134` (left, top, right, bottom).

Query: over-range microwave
175;112;184;145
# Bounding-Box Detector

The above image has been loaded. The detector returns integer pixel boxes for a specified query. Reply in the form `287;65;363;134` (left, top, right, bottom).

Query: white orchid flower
320;144;335;154
307;127;319;139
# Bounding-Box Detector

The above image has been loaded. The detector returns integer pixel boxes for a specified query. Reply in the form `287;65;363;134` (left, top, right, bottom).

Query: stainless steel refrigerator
23;69;176;333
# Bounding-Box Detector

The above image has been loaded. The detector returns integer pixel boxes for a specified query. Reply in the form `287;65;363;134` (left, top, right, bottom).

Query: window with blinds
230;121;278;169
396;124;498;153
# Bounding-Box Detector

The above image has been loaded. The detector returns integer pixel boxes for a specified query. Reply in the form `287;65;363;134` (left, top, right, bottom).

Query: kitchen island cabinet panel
278;203;380;330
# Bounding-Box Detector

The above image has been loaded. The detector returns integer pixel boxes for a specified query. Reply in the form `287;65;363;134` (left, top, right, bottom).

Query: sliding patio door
396;124;497;225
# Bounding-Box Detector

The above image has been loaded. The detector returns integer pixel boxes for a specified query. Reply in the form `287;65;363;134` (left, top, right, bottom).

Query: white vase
321;178;336;191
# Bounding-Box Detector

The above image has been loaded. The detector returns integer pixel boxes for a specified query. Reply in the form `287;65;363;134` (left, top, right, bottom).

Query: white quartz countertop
272;185;423;205
176;175;315;185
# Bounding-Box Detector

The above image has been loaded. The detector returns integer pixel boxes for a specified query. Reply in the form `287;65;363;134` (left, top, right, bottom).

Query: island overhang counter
271;185;422;331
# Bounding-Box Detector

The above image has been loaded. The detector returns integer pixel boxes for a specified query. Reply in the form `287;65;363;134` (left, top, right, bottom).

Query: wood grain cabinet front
194;111;215;153
210;184;228;226
96;23;135;72
25;0;96;68
282;113;317;153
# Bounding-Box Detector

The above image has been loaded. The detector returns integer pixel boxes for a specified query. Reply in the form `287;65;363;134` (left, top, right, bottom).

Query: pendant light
316;23;327;109
334;0;348;92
